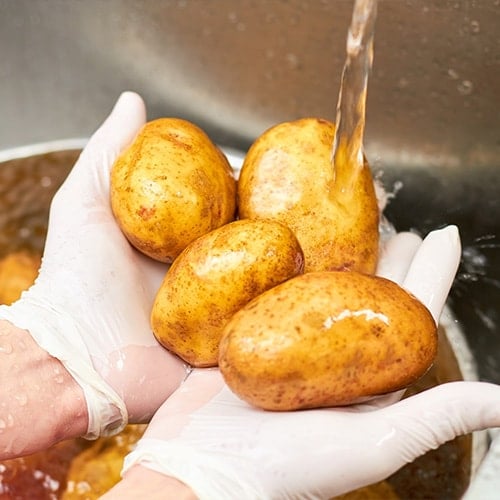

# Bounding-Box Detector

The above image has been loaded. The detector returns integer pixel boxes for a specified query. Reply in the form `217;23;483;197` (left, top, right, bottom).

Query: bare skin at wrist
102;465;198;500
0;320;88;459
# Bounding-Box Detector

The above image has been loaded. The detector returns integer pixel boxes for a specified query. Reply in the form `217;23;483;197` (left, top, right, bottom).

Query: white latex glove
0;92;187;442
119;225;500;500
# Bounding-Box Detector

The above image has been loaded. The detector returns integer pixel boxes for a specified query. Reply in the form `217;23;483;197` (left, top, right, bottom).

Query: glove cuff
0;297;128;439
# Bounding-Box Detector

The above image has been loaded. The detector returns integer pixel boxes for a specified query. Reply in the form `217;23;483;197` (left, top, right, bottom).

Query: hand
0;92;187;457
110;225;500;500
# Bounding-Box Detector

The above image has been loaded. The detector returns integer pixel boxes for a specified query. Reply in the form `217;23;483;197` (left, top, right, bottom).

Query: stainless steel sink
1;0;499;497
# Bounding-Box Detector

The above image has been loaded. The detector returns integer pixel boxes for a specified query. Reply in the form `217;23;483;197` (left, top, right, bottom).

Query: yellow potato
62;425;146;500
111;118;236;263
219;271;437;410
238;117;379;274
151;219;305;367
0;251;41;305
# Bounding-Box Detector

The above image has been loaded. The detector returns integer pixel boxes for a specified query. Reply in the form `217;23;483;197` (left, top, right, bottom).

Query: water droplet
115;356;125;372
54;374;65;384
76;481;92;494
40;176;52;188
285;53;299;70
46;477;60;492
19;227;31;239
0;419;5;429
265;12;276;23
448;68;459;80
397;77;409;89
457;80;474;95
6;414;14;427
470;20;480;33
0;343;13;354
33;469;44;480
264;70;275;81
265;48;275;60
227;11;245;31
15;393;28;406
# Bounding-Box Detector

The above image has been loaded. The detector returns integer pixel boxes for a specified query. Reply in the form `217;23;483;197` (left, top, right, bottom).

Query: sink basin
0;0;499;497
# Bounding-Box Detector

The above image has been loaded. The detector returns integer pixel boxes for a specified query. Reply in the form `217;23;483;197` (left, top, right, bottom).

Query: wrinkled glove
119;225;500;500
0;92;188;444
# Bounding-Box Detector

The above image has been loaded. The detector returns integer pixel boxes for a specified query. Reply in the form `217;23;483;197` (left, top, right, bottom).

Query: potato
238;118;379;274
219;271;437;410
110;118;236;263
0;251;41;305
62;425;146;500
151;219;304;367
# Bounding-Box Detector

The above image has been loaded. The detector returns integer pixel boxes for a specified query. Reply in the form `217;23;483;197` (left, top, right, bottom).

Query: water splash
452;234;500;331
456;235;500;289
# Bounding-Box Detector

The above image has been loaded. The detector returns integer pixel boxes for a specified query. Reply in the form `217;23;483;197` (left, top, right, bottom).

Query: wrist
102;465;198;500
0;320;88;458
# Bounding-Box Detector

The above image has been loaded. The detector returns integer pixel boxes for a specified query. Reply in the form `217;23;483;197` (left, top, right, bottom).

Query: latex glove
118;225;500;500
0;92;187;448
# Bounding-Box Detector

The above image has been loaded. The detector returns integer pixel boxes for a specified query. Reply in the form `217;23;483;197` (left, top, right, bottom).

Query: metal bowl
1;0;499;497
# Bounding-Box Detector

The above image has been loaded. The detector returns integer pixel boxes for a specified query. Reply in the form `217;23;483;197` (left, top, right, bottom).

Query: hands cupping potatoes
110;116;438;410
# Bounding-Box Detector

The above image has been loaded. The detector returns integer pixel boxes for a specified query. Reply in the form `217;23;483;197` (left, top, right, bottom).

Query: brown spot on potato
137;205;156;220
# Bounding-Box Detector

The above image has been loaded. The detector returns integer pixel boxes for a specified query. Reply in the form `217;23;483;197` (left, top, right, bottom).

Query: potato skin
238;118;379;274
151;219;305;367
0;251;41;305
111;118;236;263
219;271;437;410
